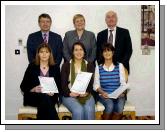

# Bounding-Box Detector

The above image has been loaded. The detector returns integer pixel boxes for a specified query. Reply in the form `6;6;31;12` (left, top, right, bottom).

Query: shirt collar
108;26;117;32
69;59;88;64
103;63;115;71
41;31;49;36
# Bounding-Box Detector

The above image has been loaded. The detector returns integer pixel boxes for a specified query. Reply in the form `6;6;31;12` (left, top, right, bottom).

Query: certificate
70;72;93;94
108;84;130;99
38;76;58;93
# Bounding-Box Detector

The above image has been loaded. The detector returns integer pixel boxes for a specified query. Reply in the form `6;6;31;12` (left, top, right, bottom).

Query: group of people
20;10;133;120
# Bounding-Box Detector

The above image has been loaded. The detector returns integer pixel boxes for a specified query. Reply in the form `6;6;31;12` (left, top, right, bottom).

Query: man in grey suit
63;14;96;63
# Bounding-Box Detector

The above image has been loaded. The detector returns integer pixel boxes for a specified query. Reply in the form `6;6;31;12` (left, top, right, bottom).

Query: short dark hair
71;42;86;59
38;13;52;23
100;43;118;65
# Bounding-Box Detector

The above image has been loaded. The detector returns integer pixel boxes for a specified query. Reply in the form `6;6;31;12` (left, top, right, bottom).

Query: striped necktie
43;33;47;43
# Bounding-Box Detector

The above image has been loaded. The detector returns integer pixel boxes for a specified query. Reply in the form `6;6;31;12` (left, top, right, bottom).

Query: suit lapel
80;30;86;41
48;31;52;44
115;27;120;48
104;29;108;42
38;31;44;43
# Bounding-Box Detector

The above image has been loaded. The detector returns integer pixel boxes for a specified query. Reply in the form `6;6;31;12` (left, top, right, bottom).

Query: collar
108;26;117;32
69;59;88;64
102;63;115;71
41;31;49;36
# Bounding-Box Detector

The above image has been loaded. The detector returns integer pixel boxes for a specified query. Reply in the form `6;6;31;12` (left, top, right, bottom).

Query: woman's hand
79;92;88;97
30;85;42;93
97;88;109;99
70;92;79;97
46;92;54;96
100;91;109;99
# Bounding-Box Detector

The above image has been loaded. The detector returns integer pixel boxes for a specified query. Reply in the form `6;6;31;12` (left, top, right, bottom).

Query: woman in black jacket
20;43;61;120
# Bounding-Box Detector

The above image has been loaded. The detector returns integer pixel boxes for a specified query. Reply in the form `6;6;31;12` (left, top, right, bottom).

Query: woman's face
38;48;50;62
74;17;85;31
73;45;84;60
103;49;113;60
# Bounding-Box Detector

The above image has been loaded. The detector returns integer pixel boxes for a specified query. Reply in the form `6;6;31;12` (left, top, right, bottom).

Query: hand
30;85;42;93
46;92;54;96
100;92;109;99
79;92;88;97
70;92;79;97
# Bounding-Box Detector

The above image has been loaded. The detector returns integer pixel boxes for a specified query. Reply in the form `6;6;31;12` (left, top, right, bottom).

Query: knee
39;94;54;107
105;104;113;113
85;105;95;113
72;107;84;116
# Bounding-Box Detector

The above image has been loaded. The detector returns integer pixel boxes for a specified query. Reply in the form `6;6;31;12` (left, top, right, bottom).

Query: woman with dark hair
20;43;61;120
61;42;95;120
93;43;127;120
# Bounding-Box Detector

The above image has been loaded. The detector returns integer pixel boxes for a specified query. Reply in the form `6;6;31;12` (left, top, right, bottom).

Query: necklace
40;66;48;70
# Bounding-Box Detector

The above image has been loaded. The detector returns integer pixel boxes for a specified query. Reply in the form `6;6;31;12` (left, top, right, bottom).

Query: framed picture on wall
141;5;155;51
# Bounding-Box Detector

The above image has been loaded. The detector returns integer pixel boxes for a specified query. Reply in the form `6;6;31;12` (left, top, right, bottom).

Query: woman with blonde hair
63;14;96;63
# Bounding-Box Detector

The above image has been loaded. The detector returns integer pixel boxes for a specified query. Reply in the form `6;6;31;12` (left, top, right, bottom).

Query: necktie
108;30;113;46
43;33;47;43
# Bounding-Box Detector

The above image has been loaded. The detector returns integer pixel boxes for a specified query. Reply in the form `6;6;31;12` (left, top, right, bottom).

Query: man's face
105;12;117;28
39;17;51;32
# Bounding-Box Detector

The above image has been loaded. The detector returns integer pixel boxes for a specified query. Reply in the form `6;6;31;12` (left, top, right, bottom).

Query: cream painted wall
5;5;155;119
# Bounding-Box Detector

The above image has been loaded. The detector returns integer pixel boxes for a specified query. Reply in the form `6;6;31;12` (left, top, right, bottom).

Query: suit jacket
27;31;63;65
61;61;95;97
63;30;96;62
96;27;133;73
20;63;62;105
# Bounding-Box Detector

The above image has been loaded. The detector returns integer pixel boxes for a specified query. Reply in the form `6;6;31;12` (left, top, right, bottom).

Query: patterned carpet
26;115;155;120
121;115;155;120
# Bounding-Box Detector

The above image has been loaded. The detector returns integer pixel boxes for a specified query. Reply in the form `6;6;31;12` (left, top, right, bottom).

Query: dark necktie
108;30;113;46
43;33;47;43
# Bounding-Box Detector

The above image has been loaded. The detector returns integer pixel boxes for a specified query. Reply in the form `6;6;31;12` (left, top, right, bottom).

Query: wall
5;5;155;120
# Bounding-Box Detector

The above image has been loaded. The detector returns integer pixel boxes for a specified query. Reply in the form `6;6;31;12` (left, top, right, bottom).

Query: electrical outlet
15;49;20;55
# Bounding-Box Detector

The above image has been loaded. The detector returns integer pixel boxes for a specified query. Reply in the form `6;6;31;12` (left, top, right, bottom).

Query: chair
18;100;135;120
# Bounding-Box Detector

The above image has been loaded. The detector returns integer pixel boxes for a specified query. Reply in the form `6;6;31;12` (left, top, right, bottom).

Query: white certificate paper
108;84;129;99
70;72;93;94
38;76;58;93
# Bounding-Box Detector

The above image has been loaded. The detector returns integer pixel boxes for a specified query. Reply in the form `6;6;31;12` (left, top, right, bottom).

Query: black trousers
23;93;59;120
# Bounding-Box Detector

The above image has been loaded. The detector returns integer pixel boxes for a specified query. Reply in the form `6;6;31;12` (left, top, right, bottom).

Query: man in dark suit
27;13;63;65
96;10;132;74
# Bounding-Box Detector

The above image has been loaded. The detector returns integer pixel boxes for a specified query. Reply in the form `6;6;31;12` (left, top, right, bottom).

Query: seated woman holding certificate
93;43;127;120
61;42;95;120
20;43;61;120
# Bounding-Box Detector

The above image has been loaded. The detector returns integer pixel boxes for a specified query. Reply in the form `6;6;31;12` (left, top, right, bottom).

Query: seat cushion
18;106;37;114
95;102;105;112
18;101;135;115
123;101;136;111
58;104;70;113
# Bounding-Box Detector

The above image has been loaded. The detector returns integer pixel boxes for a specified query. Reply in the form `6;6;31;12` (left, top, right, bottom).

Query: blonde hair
35;43;55;66
73;14;85;24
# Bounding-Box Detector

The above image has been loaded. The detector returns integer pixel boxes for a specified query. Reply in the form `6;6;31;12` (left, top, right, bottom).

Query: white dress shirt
107;26;117;47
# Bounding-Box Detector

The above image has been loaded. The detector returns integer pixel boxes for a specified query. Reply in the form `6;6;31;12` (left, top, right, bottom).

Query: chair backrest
124;67;128;83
